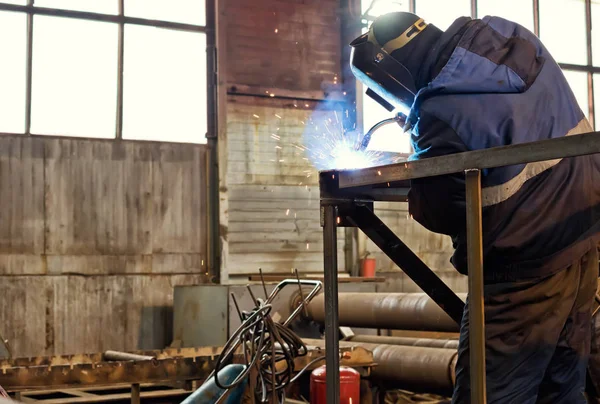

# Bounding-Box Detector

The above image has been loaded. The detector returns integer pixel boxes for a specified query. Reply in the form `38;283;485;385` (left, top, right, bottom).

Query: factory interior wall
218;0;465;291
219;0;345;281
0;136;209;357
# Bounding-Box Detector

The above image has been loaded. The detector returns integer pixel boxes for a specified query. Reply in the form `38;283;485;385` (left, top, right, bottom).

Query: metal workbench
319;131;600;404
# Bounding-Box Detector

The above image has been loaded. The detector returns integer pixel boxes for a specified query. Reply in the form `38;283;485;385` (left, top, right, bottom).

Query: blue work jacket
407;16;600;282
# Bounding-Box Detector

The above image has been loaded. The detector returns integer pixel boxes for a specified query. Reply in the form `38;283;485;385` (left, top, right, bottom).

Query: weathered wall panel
2;274;205;357
45;139;154;256
0;136;209;357
152;144;207;255
0;138;45;256
225;0;341;93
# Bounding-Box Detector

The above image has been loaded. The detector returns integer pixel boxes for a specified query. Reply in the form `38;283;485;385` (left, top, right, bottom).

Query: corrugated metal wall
0;136;209;357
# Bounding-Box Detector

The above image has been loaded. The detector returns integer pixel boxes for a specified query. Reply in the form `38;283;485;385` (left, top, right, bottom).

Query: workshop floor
385;390;451;403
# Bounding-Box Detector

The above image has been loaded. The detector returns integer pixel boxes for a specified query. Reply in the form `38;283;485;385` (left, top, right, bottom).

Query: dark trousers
452;247;598;404
586;282;600;402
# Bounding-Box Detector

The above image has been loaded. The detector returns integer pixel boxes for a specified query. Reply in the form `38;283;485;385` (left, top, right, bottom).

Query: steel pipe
352;342;457;391
103;350;155;363
346;335;459;349
307;293;466;332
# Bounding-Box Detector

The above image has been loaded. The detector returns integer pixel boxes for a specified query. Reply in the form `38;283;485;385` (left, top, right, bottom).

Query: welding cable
212;299;325;403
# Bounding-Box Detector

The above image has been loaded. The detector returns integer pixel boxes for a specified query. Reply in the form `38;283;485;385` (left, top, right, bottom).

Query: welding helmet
350;12;433;113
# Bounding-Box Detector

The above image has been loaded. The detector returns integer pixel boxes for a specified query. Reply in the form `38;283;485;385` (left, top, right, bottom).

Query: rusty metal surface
346;335;459;350
0;356;217;391
0;347;223;390
0;343;364;392
307;293;465;332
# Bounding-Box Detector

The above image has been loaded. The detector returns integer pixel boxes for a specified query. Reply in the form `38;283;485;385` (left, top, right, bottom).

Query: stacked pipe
306;293;465;332
304;293;466;391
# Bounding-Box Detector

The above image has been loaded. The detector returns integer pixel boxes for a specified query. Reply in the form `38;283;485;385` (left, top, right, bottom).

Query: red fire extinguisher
310;365;360;403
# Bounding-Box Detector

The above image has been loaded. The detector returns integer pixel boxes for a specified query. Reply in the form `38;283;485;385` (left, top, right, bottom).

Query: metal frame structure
320;131;600;403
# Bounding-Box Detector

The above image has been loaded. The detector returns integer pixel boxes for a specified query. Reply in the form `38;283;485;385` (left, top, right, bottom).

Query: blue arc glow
301;103;402;171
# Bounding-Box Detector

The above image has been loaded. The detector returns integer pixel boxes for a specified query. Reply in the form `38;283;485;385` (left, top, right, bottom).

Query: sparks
270;93;275;97
306;243;310;250
300;103;396;171
274;28;278;33
275;114;282;119
253;114;259;118
275;145;282;149
286;209;290;216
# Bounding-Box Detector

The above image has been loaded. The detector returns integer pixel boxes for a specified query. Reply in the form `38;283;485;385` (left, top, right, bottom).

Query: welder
350;12;600;403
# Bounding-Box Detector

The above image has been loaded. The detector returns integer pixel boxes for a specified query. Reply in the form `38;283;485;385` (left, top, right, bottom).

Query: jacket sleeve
408;110;469;236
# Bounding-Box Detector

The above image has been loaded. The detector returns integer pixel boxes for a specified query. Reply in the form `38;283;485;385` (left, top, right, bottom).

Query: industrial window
0;11;27;134
0;1;208;143
360;0;600;152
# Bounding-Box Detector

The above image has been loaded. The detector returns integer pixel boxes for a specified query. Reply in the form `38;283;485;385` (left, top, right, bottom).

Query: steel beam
322;204;340;404
346;205;465;325
465;169;486;404
307;292;465;332
337;131;600;188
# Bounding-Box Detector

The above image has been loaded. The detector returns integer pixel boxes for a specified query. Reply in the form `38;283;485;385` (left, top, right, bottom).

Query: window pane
362;84;412;153
591;0;600;66
125;0;205;26
0;11;26;133
362;0;410;19
34;0;117;14
31;16;118;138
540;0;586;65
563;70;589;118
594;74;600;130
416;0;470;30
123;26;207;143
477;0;534;32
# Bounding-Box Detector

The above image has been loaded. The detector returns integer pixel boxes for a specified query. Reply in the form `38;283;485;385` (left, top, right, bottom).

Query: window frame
360;0;597;130
0;1;208;140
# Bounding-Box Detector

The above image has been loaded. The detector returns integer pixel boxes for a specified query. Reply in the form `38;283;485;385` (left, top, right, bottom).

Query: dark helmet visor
350;33;416;113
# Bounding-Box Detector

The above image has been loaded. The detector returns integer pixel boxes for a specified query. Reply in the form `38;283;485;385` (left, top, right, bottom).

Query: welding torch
355;112;407;151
